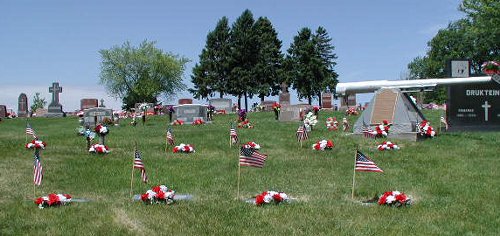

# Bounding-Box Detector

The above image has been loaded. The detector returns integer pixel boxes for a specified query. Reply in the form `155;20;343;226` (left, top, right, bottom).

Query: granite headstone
279;104;310;122
83;107;113;127
46;82;64;117
18;93;28;117
81;98;98;110
0;105;6;118
209;98;232;113
322;93;333;109
173;104;208;123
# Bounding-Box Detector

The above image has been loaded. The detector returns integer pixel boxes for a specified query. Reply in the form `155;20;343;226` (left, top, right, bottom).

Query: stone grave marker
18;93;28;117
46;82;64;117
209;98;232;113
173;104;208;123
81;99;98;110
178;98;193;105
0;105;6;118
322;92;333;109
34;108;48;117
340;93;356;110
279;104;310;122
83;107;113;127
261;101;276;111
278;82;291;106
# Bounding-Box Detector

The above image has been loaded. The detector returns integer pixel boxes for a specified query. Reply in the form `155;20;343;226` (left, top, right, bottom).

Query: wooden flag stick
351;149;357;199
129;146;136;200
33;183;36;199
237;159;241;200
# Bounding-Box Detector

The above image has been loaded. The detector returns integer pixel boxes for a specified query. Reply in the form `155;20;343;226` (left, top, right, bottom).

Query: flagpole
351;149;357;199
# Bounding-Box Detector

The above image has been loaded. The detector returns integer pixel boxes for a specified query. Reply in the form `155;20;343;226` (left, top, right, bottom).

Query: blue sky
0;0;464;111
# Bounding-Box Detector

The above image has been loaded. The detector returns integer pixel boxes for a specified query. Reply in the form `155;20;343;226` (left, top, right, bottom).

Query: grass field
0;110;499;235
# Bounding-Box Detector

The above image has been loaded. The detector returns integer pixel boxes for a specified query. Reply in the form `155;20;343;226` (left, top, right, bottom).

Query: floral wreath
172;119;184;126
418;120;435;138
326;117;338;131
303;112;317;130
244;141;260;150
481;61;499;75
377;141;399;151
95;124;109;136
141;185;176;205
312;139;334;150
238;119;254;129
35;193;72;209
378;191;411;207
89;144;110;154
192;118;205;125
255;191;289;206
26;139;47;149
173;143;195;153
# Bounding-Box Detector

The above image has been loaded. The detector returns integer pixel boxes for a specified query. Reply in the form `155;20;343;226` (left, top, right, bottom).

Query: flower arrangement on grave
303;112;317;131
76;110;84;117
141;185;176;205
364;120;391;138
326;117;338;131
345;107;359;116
238;119;254;129
342;117;350;132
378;191;412;207
95;124;109;136
173;143;195;153
313;106;320;115
377;141;400;151
34;193;72;209
272;102;281;120
26;139;47;149
244;141;261;150
89;144;110;154
255;191;289;206
172;119;184;126
312;139;334;150
192;118;205;125
418;120;436;138
481;61;499;75
238;109;247;122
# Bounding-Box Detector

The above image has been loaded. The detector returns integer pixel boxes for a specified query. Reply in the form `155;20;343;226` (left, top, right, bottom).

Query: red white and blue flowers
26;139;47;149
378;191;411;207
244;141;261;150
377;141;400;151
95;124;109;135
89;144;110;154
141;185;176;205
418;120;436;138
35;193;72;209
255;191;289;206
312;139;334;150
173;143;195;153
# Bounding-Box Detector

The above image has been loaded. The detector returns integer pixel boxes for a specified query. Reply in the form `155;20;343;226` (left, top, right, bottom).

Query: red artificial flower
314;143;321;150
141;193;149;202
326;140;334;148
395;193;407;203
255;194;265;206
35;198;44;205
378;195;387;205
273;194;283;202
173;147;179;153
152;186;161;193
156;191;166;200
63;194;72;199
378;146;385;151
183;146;190;152
48;193;59;206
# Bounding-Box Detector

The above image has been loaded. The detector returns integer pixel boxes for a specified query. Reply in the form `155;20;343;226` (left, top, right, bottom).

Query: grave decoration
303;112;317;132
377;141;400;151
35;193;72;209
95;124;109;145
418;120;436;138
345;107;359;116
238;119;254;129
89;144;110;154
238;109;247;121
172;119;184;125
312;139;334;151
26;139;47;149
141;185;176;205
313;106;320;116
342;118;350;132
173;143;195;153
272;102;281;120
362;120;391;138
138;103;151;125
207;105;215;121
243;141;260;150
192;118;204;125
326;117;339;131
255;191;289;206
83;128;96;150
167;106;175;122
481;61;499;75
378;191;412;207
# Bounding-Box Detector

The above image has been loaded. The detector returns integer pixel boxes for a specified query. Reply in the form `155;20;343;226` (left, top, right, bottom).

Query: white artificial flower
386;195;396;204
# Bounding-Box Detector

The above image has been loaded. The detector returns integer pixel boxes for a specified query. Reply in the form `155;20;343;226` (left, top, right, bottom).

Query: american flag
296;125;308;142
230;125;238;144
133;149;148;183
166;127;175;146
239;147;268;168
355;151;383;172
33;154;43;186
26;123;37;138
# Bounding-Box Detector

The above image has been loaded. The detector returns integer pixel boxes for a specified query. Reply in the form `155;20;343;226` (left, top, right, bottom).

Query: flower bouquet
303;112;317;131
378;191;411;207
313;106;320;115
95;124;109;136
192;118;205;125
243;141;261;150
345;107;359;116
89;144;110;154
141;185;176;205
255;191;289;206
272;102;281;120
172;119;184;126
326;117;338;131
363;120;391;138
238;119;254;129
173;143;195;153
35;193;72;209
312;139;334;150
418;120;436;138
377;141;399;151
238;109;247;122
26;139;47;149
481;61;499;75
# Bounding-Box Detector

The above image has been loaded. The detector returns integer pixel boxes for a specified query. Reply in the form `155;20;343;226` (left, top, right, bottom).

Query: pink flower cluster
377;141;400;151
173;143;195;153
26;140;47;149
418;120;436;138
35;193;72;209
141;185;176;205
255;191;289;206
89;144;110;154
312;140;334;150
378;191;411;207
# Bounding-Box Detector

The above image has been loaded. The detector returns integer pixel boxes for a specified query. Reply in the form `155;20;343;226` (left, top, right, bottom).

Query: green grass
0;111;499;235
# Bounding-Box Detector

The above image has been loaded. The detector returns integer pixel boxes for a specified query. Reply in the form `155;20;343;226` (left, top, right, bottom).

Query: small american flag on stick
166;127;175;146
296;125;308;142
239;147;268;168
33;154;43;186
26;123;37;138
355;151;383;172
230;125;239;145
133;149;148;183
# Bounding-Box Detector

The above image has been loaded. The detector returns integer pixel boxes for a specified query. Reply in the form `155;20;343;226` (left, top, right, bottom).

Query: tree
99;40;188;110
253;17;284;103
190;17;232;100
312;26;339;105
30;92;46;114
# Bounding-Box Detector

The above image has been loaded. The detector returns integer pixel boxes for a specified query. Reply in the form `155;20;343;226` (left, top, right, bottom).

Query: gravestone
446;77;500;131
340;93;357;110
278;82;291;106
173;104;208;123
209;98;232;113
18;93;28;117
83;107;113;128
322;92;333;109
34;108;48;117
178;98;193;105
80;98;98;110
0;105;6;118
46;82;64;117
279;104;310;122
261;101;276;111
99;99;106;107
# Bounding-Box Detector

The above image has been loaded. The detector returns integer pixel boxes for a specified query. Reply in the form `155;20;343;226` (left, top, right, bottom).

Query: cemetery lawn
0;110;499;235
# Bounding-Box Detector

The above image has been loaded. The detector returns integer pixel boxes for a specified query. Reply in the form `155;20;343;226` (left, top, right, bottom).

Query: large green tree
99;40;188;109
